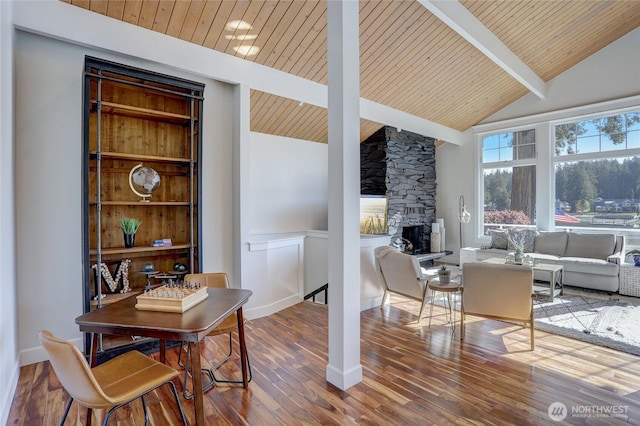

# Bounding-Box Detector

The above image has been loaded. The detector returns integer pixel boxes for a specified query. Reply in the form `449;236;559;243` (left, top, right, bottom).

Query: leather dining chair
177;272;252;399
39;330;186;426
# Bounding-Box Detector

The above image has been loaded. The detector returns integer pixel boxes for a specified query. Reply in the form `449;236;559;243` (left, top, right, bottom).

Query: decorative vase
439;273;450;284
124;233;136;248
514;249;523;264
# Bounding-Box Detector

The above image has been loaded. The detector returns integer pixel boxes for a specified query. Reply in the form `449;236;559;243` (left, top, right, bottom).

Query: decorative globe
129;163;160;202
173;262;187;272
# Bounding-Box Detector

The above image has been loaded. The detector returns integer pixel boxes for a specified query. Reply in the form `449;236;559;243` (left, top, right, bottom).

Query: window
555;113;640;155
482;129;536;233
554;111;640;247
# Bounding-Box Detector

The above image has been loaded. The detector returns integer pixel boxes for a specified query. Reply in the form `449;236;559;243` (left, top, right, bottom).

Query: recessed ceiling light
224;34;258;41
226;20;253;31
233;45;260;56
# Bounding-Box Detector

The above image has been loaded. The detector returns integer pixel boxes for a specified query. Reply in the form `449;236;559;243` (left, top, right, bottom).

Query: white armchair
461;262;536;350
375;246;431;321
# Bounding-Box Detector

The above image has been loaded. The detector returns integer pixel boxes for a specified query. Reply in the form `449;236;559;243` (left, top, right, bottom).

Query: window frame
473;99;640;250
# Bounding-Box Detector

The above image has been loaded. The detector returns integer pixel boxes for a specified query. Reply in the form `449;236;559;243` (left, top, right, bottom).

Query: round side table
428;278;462;332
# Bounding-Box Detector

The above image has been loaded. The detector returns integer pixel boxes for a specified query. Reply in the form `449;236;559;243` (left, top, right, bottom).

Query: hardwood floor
7;296;640;425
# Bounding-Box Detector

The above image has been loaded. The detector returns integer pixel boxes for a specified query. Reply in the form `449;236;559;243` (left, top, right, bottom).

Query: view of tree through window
482;129;536;231
554;111;640;246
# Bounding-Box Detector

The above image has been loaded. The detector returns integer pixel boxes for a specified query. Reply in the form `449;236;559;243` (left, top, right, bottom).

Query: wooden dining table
75;287;252;425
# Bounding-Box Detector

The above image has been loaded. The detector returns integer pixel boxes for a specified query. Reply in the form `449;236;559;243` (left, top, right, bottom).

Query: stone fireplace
361;127;436;253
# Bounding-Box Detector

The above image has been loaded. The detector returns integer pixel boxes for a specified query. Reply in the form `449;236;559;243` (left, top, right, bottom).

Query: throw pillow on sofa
488;229;509;250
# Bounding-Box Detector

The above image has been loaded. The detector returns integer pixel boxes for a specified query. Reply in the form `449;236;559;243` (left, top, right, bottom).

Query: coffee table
483;258;563;301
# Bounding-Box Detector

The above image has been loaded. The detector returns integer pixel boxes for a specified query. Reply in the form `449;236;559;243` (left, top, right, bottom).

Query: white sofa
461;231;625;293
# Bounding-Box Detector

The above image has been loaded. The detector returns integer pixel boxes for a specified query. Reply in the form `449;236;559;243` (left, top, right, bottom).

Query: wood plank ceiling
63;0;640;144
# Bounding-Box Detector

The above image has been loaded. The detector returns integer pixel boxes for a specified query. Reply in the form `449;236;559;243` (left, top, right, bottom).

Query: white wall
14;31;235;365
249;132;328;234
0;1;18;423
438;27;640;249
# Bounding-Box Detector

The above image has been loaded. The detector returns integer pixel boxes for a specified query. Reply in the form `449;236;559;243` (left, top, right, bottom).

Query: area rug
533;292;640;356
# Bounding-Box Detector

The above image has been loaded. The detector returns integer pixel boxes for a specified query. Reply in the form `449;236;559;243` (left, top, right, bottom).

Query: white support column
326;0;362;390
233;84;251;288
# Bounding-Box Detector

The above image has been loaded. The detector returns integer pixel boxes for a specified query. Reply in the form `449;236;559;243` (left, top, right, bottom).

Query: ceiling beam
418;0;546;99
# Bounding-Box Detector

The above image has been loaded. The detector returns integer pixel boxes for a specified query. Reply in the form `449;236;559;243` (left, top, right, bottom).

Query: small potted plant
437;265;451;284
120;218;141;248
626;249;640;267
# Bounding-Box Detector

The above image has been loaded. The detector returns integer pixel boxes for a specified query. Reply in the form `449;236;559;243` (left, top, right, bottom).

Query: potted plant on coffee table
120;218;141;248
437;265;451;284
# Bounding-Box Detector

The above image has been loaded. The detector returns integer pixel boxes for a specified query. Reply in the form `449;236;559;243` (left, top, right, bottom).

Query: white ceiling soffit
419;0;547;99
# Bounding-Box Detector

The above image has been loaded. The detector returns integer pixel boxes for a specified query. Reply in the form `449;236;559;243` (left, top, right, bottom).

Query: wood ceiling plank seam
357;0;418;69
481;4;549;50
382;61;509;127
281;13;327;77
460;0;500;21
476;1;535;37
229;1;280;60
213;0;252;53
276;2;326;73
88;0;108;15
188;1;223;45
201;0;238;50
397;57;513;122
218;0;266;55
272;2;327;72
259;1;316;69
164;1;191;38
151;0;177;34
358;0;396;56
290;34;327;82
358;0;386;29
250;91;274;131
267;1;323;71
122;0;144;25
298;109;328;143
266;98;306;136
358;10;438;92
288;107;328;140
385;30;505;102
358;2;428;72
137;0;161;30
177;1;207;41
401;46;502;103
251;1;306;65
258;98;294;135
360;13;466;91
72;0;91;10
105;0;126;20
360;22;471;107
250;91;274;132
233;0;289;61
271;98;325;138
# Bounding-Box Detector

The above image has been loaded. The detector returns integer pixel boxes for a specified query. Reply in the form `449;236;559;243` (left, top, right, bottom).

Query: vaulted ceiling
63;0;640;144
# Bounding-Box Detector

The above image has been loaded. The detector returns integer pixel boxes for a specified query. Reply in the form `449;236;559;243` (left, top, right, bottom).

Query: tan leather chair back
39;330;114;408
184;273;237;333
184;272;230;289
462;262;533;321
375;246;425;300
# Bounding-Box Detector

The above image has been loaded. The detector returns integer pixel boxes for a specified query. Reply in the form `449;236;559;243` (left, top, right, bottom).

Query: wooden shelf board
90;151;193;164
91;201;191;206
90;244;192;256
91;100;194;124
